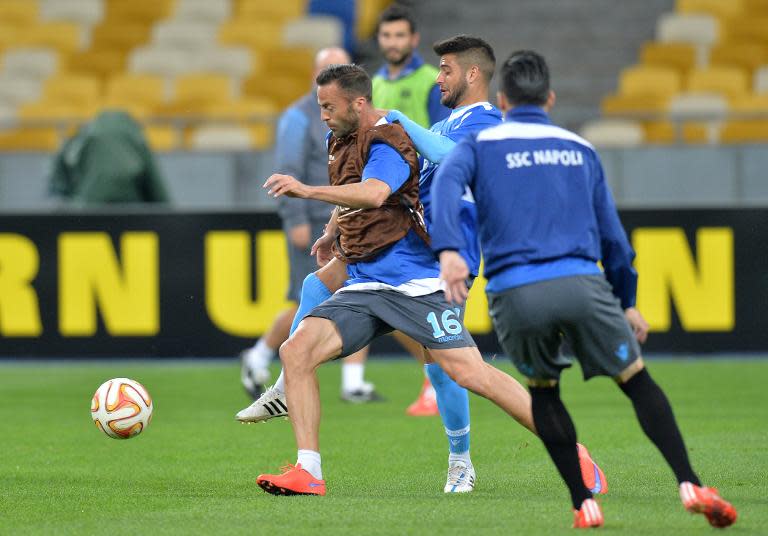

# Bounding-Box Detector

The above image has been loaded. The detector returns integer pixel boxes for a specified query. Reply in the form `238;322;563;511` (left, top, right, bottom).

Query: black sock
619;368;701;486
530;385;592;509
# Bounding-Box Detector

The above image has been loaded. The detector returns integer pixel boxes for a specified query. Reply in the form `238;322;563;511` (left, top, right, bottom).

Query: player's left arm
591;153;646;340
386;109;456;163
431;137;478;303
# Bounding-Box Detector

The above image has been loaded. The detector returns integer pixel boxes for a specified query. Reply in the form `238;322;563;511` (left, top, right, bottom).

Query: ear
544;90;556;111
412;31;420;47
496;90;509;112
466;65;480;85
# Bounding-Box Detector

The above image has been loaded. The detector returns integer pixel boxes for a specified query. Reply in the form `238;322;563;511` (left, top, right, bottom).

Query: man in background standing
240;47;380;403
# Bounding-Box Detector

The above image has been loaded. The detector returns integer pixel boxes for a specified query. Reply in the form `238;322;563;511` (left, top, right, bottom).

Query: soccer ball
91;378;153;439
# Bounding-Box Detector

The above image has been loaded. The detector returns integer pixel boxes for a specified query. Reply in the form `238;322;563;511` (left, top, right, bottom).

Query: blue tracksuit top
430;106;637;309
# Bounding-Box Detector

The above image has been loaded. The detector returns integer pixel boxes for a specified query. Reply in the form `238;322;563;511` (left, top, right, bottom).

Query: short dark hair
315;63;372;102
377;4;417;34
500;50;550;106
432;35;496;83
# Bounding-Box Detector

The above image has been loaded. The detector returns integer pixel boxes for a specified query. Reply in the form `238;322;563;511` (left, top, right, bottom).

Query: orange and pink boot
256;463;326;496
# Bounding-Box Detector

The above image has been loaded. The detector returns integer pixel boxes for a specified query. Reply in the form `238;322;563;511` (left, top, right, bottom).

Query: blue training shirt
430;106;638;309
419;102;502;276
343;142;442;295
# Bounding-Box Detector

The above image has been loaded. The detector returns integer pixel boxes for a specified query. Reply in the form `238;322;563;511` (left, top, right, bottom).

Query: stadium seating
0;0;391;152
598;0;768;143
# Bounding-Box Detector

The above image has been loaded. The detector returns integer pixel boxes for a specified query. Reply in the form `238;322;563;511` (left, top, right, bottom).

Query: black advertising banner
0;209;766;357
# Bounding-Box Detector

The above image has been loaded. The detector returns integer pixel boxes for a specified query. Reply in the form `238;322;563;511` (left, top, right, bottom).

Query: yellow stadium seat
144;125;180;151
357;0;392;41
687;67;749;96
18;100;98;121
205;98;277;119
642;120;677;143
43;75;101;106
719;119;768;142
724;17;768;43
619;66;683;96
0;127;60;151
106;74;168;110
257;46;314;81
219;20;285;49
0;1;39;26
244;73;307;108
709;43;768;71
0;25;19;51
91;24;152;52
677;0;745;18
16;22;83;53
682;121;716;143
601;94;671;115
65;50;127;80
743;0;768;14
640;42;697;72
103;0;175;26
729;93;768;112
175;74;235;105
236;0;306;21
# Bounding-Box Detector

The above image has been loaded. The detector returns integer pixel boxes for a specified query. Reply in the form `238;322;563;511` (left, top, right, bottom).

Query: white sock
448;451;472;467
273;369;286;394
297;449;322;480
246;338;274;369
342;363;364;392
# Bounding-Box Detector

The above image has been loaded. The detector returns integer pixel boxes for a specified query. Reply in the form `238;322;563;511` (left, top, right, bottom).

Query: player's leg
257;291;386;496
256;315;344;496
488;278;606;526
615;359;737;527
392;331;439;416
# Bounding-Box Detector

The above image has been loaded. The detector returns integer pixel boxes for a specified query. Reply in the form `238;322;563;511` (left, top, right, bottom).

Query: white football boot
235;385;288;423
444;460;476;493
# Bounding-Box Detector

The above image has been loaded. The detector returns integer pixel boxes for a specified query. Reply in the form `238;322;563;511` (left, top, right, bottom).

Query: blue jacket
430;106;637;309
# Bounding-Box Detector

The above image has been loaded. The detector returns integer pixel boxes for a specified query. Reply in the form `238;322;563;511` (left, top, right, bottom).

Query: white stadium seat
755;65;768;93
0;48;59;81
40;0;104;26
0;75;43;105
129;47;200;77
579;119;645;148
152;21;218;51
174;0;231;23
669;92;729;120
656;13;719;47
283;16;343;49
197;47;255;79
189;125;254;151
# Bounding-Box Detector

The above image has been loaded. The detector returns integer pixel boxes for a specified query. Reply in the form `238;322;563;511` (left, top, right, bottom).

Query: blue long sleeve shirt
430;106;638;309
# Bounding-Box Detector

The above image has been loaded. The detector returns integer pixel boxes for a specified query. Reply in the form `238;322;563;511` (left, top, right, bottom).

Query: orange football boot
572;498;604;528
680;482;737;528
256;463;326;496
406;378;439;416
577;443;608;495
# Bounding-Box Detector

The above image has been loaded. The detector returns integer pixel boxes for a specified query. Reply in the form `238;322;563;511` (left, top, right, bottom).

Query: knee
279;337;309;372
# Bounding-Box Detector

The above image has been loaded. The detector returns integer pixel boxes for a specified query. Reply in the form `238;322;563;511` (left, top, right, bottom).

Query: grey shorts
307;289;476;358
286;221;327;302
488;275;640;381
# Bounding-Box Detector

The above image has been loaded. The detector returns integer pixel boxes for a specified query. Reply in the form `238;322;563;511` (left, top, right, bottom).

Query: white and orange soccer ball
90;378;153;439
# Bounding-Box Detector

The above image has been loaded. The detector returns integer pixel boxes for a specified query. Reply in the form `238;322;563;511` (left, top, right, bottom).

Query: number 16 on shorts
426;308;463;343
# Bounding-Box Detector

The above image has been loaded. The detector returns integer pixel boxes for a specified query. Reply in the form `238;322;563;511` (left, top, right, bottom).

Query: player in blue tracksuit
431;50;737;529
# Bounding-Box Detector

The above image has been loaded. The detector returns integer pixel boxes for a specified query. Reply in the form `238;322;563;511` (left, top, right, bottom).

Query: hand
311;231;335;267
625;307;649;344
288;223;311;249
439;250;470;304
263;174;308;198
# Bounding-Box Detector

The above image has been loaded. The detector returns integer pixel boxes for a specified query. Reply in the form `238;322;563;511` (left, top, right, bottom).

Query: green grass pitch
1;357;766;535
